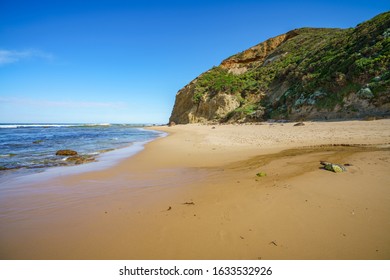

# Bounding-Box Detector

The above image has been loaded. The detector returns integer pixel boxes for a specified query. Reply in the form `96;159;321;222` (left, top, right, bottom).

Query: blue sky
0;0;389;124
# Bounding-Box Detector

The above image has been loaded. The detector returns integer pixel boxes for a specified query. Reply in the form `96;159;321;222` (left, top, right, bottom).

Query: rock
56;149;78;156
383;27;390;39
169;83;240;123
294;122;305;126
363;116;377;121
33;140;44;144
320;161;346;173
168;121;176;127
356;87;374;99
220;31;296;70
65;155;95;164
256;172;267;177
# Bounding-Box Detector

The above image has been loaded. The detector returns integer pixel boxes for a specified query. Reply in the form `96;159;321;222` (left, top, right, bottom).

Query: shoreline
0;119;389;259
0;128;167;187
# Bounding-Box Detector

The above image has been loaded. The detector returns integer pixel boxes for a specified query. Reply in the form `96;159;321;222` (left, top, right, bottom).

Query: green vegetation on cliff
170;12;390;124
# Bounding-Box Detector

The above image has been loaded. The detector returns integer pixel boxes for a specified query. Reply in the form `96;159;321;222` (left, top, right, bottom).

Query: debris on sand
182;202;195;205
269;241;278;246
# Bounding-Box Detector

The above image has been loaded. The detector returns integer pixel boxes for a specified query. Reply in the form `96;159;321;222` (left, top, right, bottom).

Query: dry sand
0;119;389;259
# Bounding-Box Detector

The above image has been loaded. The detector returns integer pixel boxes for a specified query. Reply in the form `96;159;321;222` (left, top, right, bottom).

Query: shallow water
0;123;164;182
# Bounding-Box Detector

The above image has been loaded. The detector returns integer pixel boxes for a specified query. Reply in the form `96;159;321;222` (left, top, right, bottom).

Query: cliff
169;12;390;124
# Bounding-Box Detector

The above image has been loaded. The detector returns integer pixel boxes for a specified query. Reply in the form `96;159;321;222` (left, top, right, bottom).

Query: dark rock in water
0;166;9;171
56;149;78;156
294;122;305;126
33;140;44;144
66;155;95;165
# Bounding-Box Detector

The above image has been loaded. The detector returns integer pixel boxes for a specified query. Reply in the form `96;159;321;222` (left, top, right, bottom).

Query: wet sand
0;120;389;259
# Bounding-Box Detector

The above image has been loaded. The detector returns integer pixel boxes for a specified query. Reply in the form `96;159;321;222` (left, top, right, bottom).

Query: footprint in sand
223;211;231;222
218;230;228;241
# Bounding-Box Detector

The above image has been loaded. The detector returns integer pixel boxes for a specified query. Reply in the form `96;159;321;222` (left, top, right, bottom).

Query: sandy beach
0;119;390;259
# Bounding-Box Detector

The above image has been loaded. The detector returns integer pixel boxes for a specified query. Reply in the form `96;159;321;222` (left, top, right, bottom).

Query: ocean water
0;123;164;181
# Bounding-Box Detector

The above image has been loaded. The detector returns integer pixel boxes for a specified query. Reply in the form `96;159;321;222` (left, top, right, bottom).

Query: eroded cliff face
169;12;390;124
170;78;241;123
220;30;298;73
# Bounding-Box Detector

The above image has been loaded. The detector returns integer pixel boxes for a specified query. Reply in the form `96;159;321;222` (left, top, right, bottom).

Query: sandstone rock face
220;30;298;72
190;93;240;123
170;80;240;124
169;12;390;124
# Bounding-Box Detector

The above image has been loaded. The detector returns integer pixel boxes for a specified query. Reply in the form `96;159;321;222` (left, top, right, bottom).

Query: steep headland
170;12;390;124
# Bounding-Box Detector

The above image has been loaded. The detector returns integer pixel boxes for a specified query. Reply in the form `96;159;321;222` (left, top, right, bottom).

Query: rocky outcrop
220;30;298;73
169;12;390;124
55;150;95;165
55;149;78;156
65;155;95;165
170;80;240;123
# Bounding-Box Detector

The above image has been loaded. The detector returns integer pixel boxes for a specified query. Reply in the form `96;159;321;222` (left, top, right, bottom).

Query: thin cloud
0;97;126;108
0;49;54;65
